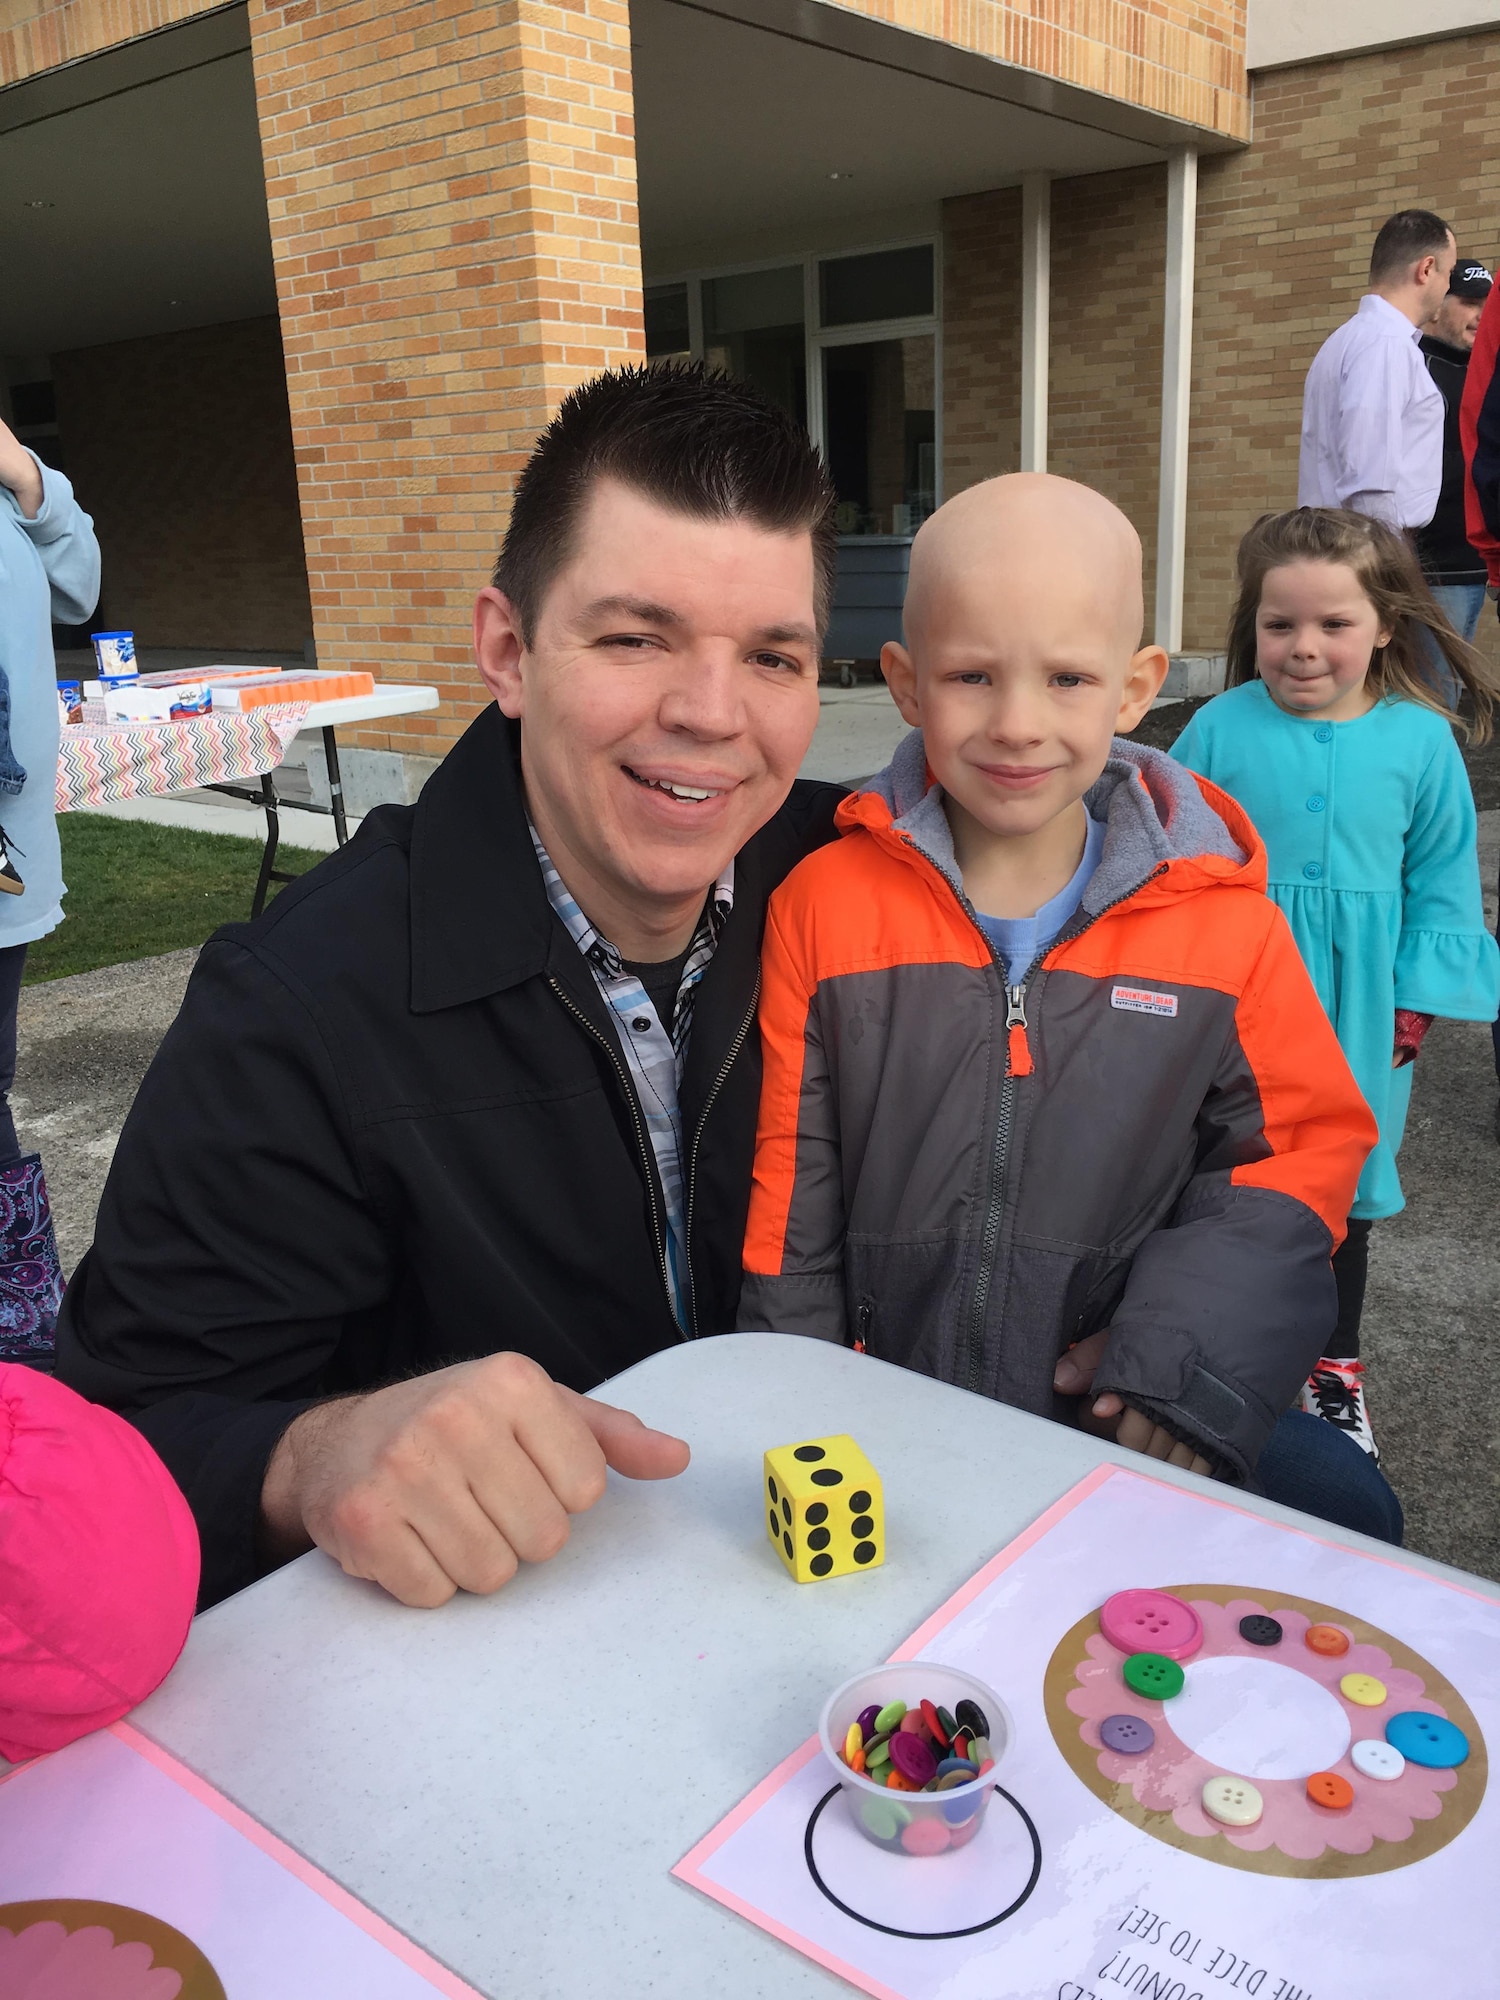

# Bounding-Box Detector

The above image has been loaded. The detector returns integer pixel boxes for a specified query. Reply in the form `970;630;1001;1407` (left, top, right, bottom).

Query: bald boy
740;474;1376;1497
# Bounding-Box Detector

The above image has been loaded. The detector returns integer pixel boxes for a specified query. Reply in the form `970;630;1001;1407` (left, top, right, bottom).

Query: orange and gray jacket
740;730;1377;1481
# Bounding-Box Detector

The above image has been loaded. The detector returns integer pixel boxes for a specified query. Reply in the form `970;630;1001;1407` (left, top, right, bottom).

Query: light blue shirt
0;455;100;947
1298;293;1445;530
974;811;1107;984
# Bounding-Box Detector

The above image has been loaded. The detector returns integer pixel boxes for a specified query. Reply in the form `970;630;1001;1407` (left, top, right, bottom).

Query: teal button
1303;862;1323;880
1307;795;1325;812
1315;724;1334;743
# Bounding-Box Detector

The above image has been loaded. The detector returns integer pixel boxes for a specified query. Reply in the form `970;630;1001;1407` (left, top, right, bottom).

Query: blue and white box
91;631;137;684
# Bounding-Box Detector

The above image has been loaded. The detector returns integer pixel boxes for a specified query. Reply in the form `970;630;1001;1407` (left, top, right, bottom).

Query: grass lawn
22;814;327;985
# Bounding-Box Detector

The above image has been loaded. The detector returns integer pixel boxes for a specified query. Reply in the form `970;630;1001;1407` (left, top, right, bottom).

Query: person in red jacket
0;1365;198;1763
1459;283;1500;1119
741;475;1397;1539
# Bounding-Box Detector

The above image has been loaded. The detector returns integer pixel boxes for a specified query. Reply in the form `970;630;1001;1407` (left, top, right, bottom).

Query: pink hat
0;1365;199;1762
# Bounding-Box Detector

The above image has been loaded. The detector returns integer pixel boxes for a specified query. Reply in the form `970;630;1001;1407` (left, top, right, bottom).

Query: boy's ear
881;641;922;727
1115;645;1170;735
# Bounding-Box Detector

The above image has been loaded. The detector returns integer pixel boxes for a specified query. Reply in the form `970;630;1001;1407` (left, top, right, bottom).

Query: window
644;283;691;363
702;265;805;423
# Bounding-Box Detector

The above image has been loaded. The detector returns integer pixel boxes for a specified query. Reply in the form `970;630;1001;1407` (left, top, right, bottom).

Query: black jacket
1417;334;1486;583
56;706;841;1607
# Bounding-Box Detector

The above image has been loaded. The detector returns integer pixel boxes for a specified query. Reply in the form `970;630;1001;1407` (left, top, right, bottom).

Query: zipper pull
1006;984;1034;1077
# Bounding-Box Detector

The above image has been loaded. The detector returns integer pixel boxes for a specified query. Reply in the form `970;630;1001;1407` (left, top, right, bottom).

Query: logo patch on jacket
1111;984;1178;1018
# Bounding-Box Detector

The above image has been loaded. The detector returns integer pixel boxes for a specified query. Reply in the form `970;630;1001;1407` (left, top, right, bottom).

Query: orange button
1305;1624;1350;1657
1306;1771;1354;1810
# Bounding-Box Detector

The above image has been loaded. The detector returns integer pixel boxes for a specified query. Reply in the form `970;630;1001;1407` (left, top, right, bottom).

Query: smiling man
56;365;842;1610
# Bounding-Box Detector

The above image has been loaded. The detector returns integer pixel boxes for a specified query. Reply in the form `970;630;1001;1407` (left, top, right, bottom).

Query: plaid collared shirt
530;822;734;1331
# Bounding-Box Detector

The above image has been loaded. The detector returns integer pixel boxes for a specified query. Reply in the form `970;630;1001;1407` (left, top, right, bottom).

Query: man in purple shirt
1299;210;1457;531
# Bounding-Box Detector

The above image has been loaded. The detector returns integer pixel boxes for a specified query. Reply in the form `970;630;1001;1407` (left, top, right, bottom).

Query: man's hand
260;1351;691;1607
0;417;43;519
1054;1330;1214;1477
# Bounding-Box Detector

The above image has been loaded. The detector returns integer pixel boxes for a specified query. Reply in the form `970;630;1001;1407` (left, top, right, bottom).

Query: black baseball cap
1450;259;1493;300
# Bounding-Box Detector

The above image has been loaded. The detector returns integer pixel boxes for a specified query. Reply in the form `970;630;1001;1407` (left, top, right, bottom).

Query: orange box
209;672;376;711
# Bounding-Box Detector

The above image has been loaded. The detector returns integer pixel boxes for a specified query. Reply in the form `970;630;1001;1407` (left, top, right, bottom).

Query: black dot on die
851;1514;874;1537
810;1553;834;1576
811;1467;843;1486
782;1530;793;1559
807;1527;831;1551
768;1477;778;1504
781;1497;791;1524
848;1489;871;1512
853;1541;877;1565
805;1502;828;1526
768;1510;778;1538
793;1445;826;1462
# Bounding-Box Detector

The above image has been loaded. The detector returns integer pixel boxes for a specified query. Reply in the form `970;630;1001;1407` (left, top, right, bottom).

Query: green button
1123;1651;1185;1699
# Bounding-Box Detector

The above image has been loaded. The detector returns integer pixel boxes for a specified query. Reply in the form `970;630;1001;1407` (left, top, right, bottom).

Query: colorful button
954;1698;990;1738
1202;1775;1264;1827
920;1699;950;1747
1306;1771;1354;1810
889;1732;937;1785
1123;1652;1186;1700
1306;1624;1350;1657
1238;1614;1283;1647
1341;1672;1388;1707
1315;724;1333;743
874;1700;907;1734
1099;1714;1156;1755
1386;1711;1469;1769
860;1795;911;1840
900;1818;951;1855
844;1722;864;1764
1352;1738;1406;1781
1306;795;1326;813
856;1704;881;1741
1100;1589;1204;1661
935;1756;979;1782
1303;862;1323;880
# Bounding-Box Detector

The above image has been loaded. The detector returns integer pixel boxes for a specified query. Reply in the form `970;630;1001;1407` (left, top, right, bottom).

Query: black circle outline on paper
803;1783;1042;1940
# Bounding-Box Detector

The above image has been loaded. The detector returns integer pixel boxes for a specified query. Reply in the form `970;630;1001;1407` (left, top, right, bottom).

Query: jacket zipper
683;971;760;1338
548;974;675;1321
962;979;1028;1393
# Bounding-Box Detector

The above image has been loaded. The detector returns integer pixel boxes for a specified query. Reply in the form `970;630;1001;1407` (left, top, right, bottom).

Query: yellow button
1202;1775;1264;1828
1340;1672;1388;1707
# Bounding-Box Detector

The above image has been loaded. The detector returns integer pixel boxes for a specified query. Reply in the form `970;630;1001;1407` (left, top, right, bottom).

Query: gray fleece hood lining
869;725;1246;917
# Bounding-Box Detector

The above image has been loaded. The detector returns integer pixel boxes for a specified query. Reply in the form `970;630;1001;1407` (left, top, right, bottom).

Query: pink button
1099;1589;1203;1661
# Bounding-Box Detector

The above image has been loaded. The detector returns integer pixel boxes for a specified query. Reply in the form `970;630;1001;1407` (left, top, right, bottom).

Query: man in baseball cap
1416;254;1494;656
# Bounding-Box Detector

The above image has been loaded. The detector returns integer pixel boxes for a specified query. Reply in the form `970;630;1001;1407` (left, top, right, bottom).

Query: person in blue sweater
0;414;100;1361
1173;506;1499;1461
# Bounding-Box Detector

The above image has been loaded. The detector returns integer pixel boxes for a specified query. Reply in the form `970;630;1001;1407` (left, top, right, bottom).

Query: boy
740;475;1376;1487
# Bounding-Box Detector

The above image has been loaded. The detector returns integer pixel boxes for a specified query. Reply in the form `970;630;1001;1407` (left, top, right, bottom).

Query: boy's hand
1054;1330;1214;1477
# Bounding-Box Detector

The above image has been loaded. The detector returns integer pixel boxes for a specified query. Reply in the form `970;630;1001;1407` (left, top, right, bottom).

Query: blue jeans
1418;581;1486;709
1256;1409;1404;1545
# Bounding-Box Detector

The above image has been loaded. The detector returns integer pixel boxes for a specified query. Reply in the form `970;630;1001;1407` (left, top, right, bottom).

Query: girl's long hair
1225;507;1499;743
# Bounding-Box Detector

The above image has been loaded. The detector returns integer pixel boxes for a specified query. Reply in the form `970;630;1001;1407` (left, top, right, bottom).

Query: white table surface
288;684;440;734
128;1334;1499;1998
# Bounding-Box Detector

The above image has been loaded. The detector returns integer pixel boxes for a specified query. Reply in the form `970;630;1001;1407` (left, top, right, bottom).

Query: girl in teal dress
1173;507;1500;1460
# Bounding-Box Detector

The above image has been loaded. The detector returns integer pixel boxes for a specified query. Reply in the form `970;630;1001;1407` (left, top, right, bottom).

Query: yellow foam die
763;1434;884;1583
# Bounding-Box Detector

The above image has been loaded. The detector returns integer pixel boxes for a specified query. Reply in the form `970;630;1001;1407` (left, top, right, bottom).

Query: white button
1202;1775;1264;1827
1351;1737;1406;1781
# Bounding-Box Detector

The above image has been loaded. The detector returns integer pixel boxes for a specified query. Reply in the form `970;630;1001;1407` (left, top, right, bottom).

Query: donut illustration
0;1900;226;1999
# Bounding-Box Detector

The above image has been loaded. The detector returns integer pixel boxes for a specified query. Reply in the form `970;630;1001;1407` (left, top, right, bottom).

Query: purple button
889;1731;937;1785
1100;1713;1156;1755
856;1704;882;1742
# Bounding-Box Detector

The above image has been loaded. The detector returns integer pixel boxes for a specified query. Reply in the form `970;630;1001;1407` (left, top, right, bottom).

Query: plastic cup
818;1663;1013;1858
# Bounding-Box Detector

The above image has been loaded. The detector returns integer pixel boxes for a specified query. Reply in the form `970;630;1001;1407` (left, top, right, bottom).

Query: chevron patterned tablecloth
55;704;310;812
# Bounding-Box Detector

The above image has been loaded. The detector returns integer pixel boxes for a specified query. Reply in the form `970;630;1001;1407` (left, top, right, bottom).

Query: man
1459;274;1500;1134
1417;257;1493;647
56;364;842;1611
1299;209;1456;531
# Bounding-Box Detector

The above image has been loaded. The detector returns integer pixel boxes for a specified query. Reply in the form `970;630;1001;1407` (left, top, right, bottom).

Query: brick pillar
246;0;644;759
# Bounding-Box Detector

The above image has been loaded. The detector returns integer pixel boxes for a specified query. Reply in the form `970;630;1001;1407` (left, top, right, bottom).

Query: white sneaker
1299;1357;1379;1461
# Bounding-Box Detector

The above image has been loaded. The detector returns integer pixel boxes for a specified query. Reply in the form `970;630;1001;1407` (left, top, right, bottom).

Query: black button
811;1467;843;1486
810;1553;834;1576
1239;1614;1284;1647
793;1445;826;1461
632;1017;651;1032
767;1477;778;1504
807;1527;831;1551
848;1489;871;1511
781;1497;791;1525
851;1514;874;1537
805;1502;828;1526
782;1530;793;1559
954;1699;989;1736
853;1541;877;1565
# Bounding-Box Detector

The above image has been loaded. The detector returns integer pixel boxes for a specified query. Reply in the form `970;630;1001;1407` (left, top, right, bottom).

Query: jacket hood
839;724;1263;915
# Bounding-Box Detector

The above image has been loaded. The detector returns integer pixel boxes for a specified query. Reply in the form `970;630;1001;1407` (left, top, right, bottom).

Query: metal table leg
323;725;349;845
250;771;282;919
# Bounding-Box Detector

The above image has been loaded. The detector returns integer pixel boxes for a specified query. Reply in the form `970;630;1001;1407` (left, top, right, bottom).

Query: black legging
1328;1217;1373;1360
0;941;27;1168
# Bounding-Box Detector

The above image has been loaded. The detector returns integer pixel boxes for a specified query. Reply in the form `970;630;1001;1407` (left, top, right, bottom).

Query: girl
1173;507;1500;1461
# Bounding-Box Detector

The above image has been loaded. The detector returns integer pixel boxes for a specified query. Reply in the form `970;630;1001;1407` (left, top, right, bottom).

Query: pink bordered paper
672;1464;1500;2000
0;1719;485;1997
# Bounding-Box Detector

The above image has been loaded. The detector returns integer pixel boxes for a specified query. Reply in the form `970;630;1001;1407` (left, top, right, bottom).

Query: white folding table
121;1334;1499;1999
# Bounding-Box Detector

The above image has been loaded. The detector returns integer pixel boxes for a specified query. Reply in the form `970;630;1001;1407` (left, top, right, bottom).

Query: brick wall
826;0;1248;139
943;167;1167;634
0;0;222;84
51;315;313;650
245;0;645;759
1186;27;1500;651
